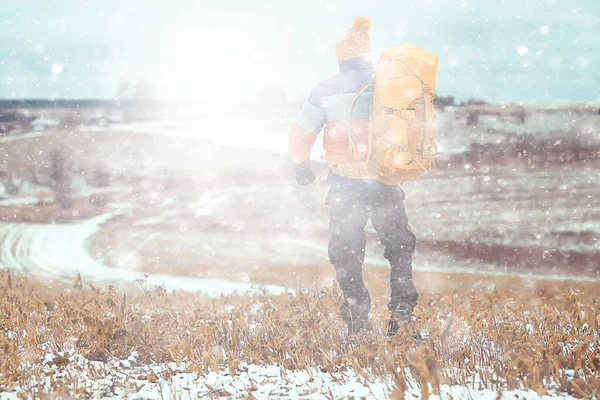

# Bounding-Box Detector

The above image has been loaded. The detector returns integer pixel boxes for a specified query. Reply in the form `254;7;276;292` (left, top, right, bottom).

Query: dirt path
0;211;288;296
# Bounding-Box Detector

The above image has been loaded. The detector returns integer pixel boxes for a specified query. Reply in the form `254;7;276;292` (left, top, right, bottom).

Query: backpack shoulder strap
347;83;374;157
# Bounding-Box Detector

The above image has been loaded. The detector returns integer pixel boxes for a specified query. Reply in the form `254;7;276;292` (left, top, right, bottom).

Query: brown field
1;271;599;398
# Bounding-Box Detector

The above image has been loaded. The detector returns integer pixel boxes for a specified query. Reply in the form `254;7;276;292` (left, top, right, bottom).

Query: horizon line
0;98;598;109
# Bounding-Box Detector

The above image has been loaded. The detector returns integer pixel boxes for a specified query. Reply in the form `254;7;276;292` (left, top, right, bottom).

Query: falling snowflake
51;63;63;75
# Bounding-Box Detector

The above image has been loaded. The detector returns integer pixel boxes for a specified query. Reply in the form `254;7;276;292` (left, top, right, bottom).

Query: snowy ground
0;354;579;400
0;118;598;296
0;208;288;297
0;110;598;399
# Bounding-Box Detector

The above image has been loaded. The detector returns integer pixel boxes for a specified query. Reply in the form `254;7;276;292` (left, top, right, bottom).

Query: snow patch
0;212;289;297
0;358;576;399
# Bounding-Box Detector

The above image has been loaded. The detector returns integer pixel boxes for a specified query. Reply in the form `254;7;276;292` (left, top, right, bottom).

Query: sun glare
156;27;258;103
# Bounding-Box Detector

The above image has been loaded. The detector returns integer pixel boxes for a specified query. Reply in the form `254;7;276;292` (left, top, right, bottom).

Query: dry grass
0;270;598;398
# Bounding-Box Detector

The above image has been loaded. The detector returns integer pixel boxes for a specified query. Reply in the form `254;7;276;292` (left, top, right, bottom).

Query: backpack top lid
376;44;438;110
379;44;438;92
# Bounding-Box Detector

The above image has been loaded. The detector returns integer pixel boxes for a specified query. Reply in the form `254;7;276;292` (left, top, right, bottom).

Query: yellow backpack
332;44;439;184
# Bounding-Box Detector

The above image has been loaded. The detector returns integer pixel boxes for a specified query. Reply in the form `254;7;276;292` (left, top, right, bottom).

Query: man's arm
288;93;326;185
288;94;326;163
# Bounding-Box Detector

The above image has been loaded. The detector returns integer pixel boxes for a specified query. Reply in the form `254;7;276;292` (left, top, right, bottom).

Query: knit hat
335;17;372;61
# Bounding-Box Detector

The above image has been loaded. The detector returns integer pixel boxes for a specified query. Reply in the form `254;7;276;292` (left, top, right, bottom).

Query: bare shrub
49;149;73;209
85;163;110;187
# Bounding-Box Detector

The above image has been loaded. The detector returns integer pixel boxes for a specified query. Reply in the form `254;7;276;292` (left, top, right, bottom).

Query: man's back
289;59;374;166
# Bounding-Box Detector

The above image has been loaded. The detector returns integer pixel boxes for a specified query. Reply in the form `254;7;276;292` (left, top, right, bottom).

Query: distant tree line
441;134;600;169
433;96;490;110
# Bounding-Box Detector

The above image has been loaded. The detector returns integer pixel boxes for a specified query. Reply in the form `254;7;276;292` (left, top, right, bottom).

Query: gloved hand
296;160;316;185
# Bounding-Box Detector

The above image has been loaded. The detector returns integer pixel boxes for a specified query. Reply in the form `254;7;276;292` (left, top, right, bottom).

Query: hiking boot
386;305;413;337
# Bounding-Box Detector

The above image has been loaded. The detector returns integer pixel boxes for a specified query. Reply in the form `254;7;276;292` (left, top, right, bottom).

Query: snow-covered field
0;107;599;399
0;209;287;297
0;110;598;290
0;355;579;399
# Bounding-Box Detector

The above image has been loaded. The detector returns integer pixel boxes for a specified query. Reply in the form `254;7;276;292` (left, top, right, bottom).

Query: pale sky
1;0;599;103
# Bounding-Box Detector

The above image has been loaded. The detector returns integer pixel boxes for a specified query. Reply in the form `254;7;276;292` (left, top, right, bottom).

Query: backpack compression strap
347;83;374;160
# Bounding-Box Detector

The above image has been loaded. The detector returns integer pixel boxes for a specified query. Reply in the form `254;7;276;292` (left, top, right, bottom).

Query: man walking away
288;17;418;336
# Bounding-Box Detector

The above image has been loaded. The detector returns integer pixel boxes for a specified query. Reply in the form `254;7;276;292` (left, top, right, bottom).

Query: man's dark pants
326;178;418;326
